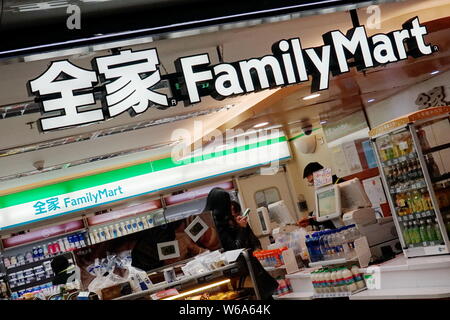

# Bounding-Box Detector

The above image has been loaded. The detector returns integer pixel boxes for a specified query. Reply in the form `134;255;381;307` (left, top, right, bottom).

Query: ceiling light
367;98;375;103
253;122;269;128
302;93;321;100
320;120;327;125
430;70;440;75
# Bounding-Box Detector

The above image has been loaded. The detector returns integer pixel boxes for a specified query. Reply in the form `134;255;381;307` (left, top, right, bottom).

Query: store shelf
308;257;358;268
423;143;450;155
273;291;314;300
382;152;417;167
10;276;53;293
388;179;427;194
312;287;367;299
5;252;73;274
2;228;86;251
349;287;450;300
113;262;239;300
396;210;435;222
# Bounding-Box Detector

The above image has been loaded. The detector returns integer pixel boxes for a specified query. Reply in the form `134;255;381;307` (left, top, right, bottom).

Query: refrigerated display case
369;106;450;258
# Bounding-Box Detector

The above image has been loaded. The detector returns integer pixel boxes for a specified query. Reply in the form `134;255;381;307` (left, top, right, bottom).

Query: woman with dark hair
204;187;278;300
204;187;255;251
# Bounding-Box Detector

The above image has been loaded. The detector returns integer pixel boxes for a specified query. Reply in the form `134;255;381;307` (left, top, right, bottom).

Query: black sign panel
0;0;389;58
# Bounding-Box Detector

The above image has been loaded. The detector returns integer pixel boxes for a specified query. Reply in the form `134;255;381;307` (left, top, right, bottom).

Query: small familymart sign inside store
0;133;290;231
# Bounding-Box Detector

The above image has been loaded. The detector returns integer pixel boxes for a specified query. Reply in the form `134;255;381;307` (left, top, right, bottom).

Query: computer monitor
268;200;296;226
338;178;372;212
315;184;341;222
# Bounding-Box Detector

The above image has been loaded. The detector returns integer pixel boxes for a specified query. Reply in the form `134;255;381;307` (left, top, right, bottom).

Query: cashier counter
342;208;400;261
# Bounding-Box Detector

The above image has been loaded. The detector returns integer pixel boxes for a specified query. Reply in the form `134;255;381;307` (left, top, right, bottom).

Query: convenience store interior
0;0;450;300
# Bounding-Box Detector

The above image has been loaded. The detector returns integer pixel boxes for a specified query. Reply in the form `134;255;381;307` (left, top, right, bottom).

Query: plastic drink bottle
109;225;117;238
434;219;443;242
104;227;111;240
351;265;366;290
419;220;429;243
137;218;145;230
115;224;123;237
120;222;128;235
89;232;96;245
126;220;133;233
37;246;44;259
32;247;38;261
147;215;154;228
426;219;437;241
131;219;138;232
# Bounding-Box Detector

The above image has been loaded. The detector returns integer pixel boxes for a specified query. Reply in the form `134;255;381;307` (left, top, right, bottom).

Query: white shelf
349;287;450;300
273;292;314;300
308;256;358;268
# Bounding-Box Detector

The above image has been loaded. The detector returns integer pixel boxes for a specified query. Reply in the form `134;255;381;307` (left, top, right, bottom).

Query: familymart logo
29;17;435;131
32;186;124;215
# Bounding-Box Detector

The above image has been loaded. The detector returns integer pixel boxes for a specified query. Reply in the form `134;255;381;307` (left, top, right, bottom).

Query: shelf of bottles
373;123;450;255
87;209;165;245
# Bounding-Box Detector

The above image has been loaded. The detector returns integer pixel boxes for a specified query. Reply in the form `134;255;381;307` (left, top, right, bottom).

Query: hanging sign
28;17;437;131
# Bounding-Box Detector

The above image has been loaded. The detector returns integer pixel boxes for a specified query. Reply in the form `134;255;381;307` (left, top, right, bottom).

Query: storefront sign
0;132;290;231
415;86;448;109
29;17;436;131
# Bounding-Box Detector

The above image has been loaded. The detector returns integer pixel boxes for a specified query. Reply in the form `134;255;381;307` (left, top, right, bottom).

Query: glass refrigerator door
410;117;450;253
373;127;449;258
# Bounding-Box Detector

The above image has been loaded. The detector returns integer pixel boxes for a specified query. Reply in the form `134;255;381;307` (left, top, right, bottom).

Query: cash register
314;178;400;260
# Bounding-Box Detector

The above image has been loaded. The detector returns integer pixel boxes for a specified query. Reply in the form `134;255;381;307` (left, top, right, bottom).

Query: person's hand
296;217;310;228
235;215;248;228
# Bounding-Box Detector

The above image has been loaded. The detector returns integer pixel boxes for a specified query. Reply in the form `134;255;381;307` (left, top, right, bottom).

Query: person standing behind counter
297;162;345;230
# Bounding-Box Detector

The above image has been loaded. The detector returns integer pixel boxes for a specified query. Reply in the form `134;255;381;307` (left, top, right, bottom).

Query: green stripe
0;136;286;209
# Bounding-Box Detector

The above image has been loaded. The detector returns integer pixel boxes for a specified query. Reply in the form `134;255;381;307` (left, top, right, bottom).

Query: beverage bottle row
402;219;443;246
378;132;413;162
395;189;433;216
2;233;87;268
305;225;361;263
386;158;423;189
89;214;154;244
311;265;366;294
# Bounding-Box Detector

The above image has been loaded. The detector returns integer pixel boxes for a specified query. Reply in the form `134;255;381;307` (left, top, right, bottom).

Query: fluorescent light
430;70;440;75
320;120;327;125
367;98;375;103
163;279;231;300
253;122;269;128
302;93;321;100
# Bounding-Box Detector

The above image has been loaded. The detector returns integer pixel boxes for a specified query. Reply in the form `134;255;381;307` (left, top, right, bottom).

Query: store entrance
236;167;299;249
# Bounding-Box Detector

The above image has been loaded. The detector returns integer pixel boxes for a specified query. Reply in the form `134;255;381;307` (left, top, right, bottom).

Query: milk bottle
336;268;345;292
323;269;331;293
342;267;357;292
311;271;318;293
351;265;366;289
330;269;337;292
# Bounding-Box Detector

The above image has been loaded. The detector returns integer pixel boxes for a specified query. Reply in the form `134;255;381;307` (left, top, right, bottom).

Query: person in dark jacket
230;200;261;251
204;188;278;300
204;188;255;251
51;255;74;285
